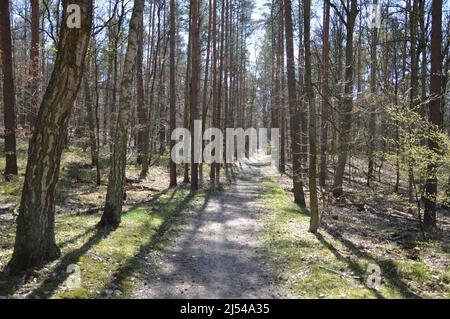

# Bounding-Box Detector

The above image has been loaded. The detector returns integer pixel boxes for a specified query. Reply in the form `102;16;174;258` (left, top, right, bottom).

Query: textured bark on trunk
7;0;92;274
190;0;200;190
301;0;319;232
284;0;305;206
0;0;18;178
169;0;177;187
183;10;192;184
201;0;212;181
423;0;442;230
99;0;145;228
278;0;286;174
210;0;218;182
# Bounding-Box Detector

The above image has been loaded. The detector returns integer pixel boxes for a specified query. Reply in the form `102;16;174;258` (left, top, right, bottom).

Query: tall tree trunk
169;0;178;187
215;0;225;180
301;0;319;232
210;0;218;181
408;0;419;202
190;0;200;190
367;0;378;187
201;0;212;181
30;0;40;132
0;0;18;179
7;0;92;274
423;0;442;230
99;0;145;228
136;6;149;178
278;0;286;174
183;10;192;184
332;0;358;198
284;0;305;206
319;0;330;187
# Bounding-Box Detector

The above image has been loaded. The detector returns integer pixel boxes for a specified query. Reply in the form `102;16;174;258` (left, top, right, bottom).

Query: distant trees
0;0;18;179
7;0;93;274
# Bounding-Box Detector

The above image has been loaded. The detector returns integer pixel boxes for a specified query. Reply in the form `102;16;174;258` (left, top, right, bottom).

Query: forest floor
0;139;449;298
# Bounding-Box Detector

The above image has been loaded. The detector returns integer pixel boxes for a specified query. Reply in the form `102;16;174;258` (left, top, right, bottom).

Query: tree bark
319;0;330;187
284;0;306;206
423;0;442;230
278;0;286;174
0;0;18;179
169;0;178;187
7;0;92;274
210;0;218;182
302;0;319;232
190;0;200;190
99;0;145;228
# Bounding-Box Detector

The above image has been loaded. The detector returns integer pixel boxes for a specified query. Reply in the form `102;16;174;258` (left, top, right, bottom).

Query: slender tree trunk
408;0;419;202
423;0;442;230
284;0;305;206
367;0;378;187
99;0;145;228
201;0;212;180
210;0;218;181
278;0;286;174
183;11;192;184
332;0;358;198
169;0;178;187
7;0;92;274
190;0;200;190
319;0;330;187
0;0;18;179
136;8;149;178
301;0;319;232
215;0;225;180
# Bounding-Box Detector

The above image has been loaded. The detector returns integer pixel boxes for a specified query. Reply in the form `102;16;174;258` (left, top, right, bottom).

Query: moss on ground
0;186;207;298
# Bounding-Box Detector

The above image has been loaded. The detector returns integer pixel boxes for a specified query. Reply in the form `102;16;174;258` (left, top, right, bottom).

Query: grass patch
259;178;448;299
0;186;207;299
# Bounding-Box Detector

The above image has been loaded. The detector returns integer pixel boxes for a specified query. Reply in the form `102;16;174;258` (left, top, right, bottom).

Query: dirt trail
133;158;285;299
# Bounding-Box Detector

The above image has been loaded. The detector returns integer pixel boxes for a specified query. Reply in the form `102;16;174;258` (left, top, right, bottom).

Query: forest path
133;157;285;299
